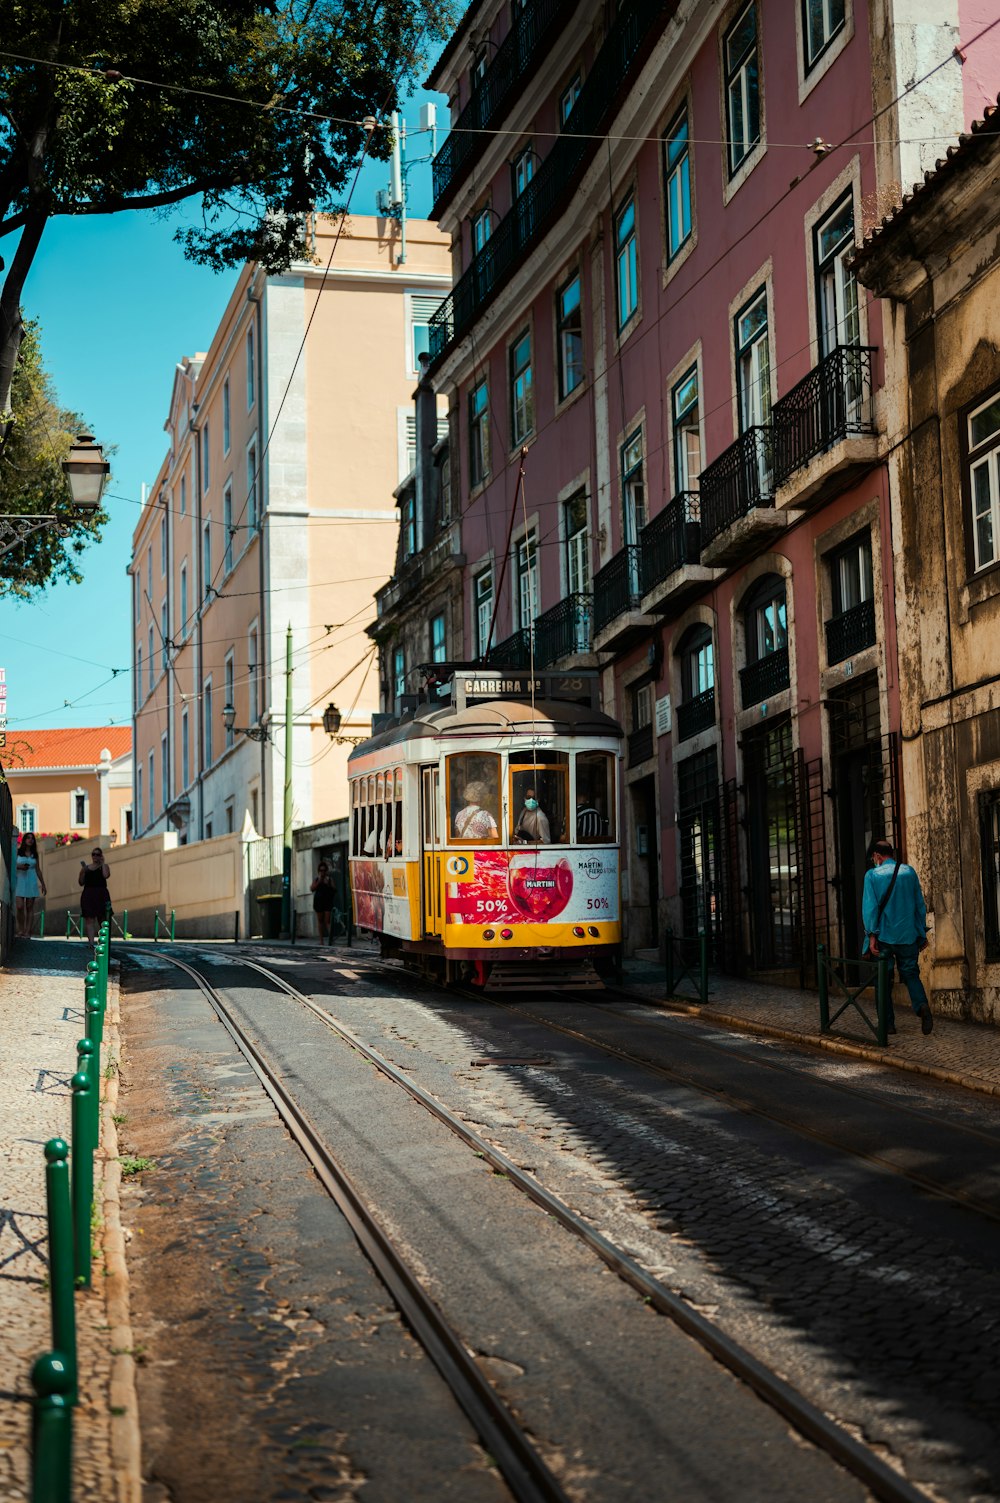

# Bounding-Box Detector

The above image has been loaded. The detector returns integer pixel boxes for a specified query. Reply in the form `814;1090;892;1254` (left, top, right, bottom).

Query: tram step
485;961;605;993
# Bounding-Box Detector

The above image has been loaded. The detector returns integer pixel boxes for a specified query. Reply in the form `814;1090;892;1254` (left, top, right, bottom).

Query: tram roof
348;698;623;762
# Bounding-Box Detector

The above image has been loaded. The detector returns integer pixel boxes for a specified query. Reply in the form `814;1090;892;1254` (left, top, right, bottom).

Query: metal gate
244;834;283;938
677;749;720;954
718;776;746;976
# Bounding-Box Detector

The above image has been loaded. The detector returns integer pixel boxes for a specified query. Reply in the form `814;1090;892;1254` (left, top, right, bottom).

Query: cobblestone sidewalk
0;937;136;1502
623;956;1000;1097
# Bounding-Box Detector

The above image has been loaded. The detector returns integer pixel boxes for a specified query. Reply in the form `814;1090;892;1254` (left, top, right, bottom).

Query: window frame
393;646;405;700
979;787;1000;961
201;423;210;494
663;104;693;262
246;325;256;409
246;437;259;532
621;426;646;547
203;676;214;765
18;805;38;834
509;327;534;447
474;568;493;658
514;528;539;631
181;707;190;790
615;193;639;330
742;574;787;663
679;623;715;700
224;651;235;749
430;611;447;663
161;731;169;810
71;788;88;829
556;272;584;404
671;362;702;494
961;382;1000;577
472;206;492;256
223;481;234;574
468;379;490;488
560;70;582;126
802;0;846;74
222;377;231;456
734;285;771;432
724;2;762;179
828;529;873;617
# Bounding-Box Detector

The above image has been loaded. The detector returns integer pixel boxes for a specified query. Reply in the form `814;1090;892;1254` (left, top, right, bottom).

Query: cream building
130;214;451;844
4;727;133;842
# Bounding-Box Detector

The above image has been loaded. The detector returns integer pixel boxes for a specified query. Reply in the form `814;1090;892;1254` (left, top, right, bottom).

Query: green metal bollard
122;908;128;940
665;928;675;998
818;944;830;1032
43;1141;77;1404
65;912;71;940
70;1072;94;1287
39;909;45;939
77;1038;97;1140
875;953;889;1047
31;1350;73;1503
170;909;176;942
153;909;160;943
698;932;708;1004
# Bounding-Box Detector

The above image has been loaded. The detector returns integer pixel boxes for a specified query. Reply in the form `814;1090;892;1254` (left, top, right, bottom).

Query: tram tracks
141;945;935;1503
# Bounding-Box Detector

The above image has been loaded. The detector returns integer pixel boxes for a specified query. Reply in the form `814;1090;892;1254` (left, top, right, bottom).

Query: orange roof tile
3;727;132;771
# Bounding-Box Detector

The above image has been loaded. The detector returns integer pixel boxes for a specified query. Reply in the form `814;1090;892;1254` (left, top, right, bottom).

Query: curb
640;991;1000;1101
97;965;142;1503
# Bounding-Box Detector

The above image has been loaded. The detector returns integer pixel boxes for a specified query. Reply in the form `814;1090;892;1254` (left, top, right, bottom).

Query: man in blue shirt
862;839;933;1035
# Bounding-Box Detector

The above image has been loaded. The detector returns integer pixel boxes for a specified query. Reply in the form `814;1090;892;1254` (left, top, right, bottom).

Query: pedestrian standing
79;846;111;948
14;832;46;937
862;839;933;1035
310;862;336;944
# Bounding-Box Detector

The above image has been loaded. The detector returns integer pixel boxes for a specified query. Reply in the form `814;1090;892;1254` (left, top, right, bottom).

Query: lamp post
0;432;109;561
322;703;367;746
221;703;271;743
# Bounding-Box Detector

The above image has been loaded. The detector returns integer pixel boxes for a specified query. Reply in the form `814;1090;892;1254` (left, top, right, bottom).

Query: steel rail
147;949;571;1503
219;949;933;1503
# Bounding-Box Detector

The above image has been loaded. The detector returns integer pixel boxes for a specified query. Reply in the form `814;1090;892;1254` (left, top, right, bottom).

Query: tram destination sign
453;669;598;710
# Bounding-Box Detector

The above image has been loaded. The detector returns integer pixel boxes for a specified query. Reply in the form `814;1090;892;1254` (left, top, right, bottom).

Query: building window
431;612;447;663
18;805;37;833
556;274;583;402
475;569;493;657
393;647;405;700
515;529;538;630
615;195;638;329
222;377;231;455
161;601;168;669
182;709;190;789
401;490;416;558
979;789;1000;960
830;531;873;615
148;626;154;692
671;365;701;492
248;625;259;724
135;768;142;832
203;678;213;765
409;294;440;373
512;145;534;199
736;287;771;430
815;194;859;356
179;563;188;638
201;423;210;493
560;72;581;125
146;548;152;601
246;326;255;409
225;653;235;749
967;390;1000;573
469;379;490;487
136;646;142;706
246;439;258;531
680;624;715;699
509;329;534;446
744;574;787;662
725;2;761;177
621;427;646;547
803;0;846;72
202;519;212;593
180;473;187;516
148;750;155;824
71;789;87;828
223;483;234;574
161;733;169;809
472;207;492;255
564;491;589;597
663;105;692;260
160;515;168;576
471;48;487;89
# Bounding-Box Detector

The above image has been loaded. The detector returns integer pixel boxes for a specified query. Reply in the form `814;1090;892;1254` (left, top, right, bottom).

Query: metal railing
739;645;790;708
640;491;701;594
627;722;654;766
485;627;533;668
825;598;877;665
593;544;643;635
818;942;891;1047
676;688;716;742
700;426;774;545
429;0;665;365
534;592;592;665
431;0;574;210
665;929;709;1004
772;345;876;487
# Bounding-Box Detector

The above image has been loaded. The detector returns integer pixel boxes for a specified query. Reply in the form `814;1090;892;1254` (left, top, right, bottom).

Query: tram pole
281;624;293;937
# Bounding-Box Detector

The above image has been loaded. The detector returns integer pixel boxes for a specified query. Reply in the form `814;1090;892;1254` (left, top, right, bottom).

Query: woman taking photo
15;832;46;938
79;846;111;947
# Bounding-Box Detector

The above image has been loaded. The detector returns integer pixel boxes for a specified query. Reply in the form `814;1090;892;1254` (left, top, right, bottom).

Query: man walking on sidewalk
862;839;933;1035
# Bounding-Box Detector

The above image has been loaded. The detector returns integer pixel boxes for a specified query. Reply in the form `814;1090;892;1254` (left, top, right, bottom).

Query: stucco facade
4;727;132;843
854;101;1000;1023
405;0;1000;972
130;215;451;846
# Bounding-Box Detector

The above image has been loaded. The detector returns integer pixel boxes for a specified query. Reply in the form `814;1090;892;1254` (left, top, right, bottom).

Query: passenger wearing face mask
515;786;551;844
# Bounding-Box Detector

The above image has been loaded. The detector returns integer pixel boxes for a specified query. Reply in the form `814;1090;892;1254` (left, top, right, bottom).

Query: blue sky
0;93;443;733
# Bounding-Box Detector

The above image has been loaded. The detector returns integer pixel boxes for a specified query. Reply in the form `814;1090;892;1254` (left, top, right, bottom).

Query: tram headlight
483;928;496;941
587;925;600;938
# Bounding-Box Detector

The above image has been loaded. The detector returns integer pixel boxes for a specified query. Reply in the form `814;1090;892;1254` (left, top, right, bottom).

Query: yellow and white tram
347;670;623;987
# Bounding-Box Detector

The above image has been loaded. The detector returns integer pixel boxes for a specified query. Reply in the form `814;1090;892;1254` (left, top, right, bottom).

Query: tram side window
351;781;362;856
448;753;501;843
575;751;615;843
364;775;381;855
391;768;403;857
510;752;569;844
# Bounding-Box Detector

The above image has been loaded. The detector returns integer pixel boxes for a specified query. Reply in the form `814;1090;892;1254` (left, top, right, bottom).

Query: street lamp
0;430;110;561
323;702;367;745
222;703;271;743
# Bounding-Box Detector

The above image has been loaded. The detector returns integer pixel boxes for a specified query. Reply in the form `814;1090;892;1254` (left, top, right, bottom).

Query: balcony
772;345;879;510
431;0;576;216
825;599;877;666
593;545;656;652
700;426;787;567
485;628;532;669
535;592;592;666
639;491;719;615
739;646;790;710
429;0;666;369
627;722;654;767
676;688;716;742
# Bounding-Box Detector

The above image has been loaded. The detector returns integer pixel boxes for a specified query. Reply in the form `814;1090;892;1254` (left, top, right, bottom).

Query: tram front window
448;753;501;843
511;753;568;844
575;751;615;843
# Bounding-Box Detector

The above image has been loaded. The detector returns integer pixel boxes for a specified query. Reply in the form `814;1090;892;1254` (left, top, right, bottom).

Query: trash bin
258;894;283;939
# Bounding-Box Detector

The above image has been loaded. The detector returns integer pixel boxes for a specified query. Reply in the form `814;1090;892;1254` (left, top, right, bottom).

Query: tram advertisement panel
444;849;619;926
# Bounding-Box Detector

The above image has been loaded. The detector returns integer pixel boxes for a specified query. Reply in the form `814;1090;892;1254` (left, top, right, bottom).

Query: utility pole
281;624;293;935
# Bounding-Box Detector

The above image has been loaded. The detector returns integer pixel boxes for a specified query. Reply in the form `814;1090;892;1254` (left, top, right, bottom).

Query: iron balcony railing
431;0;575;213
485;628;532;668
627;723;654;766
640;491;701;594
825;598;877;666
429;0;666;366
534;592;592;665
700;426;774;546
676;687;716;742
593;544;643;636
772;344;877;487
739;645;790;709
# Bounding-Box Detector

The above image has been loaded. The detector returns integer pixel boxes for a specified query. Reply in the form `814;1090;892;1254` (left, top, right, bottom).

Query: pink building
397;0;1000;975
